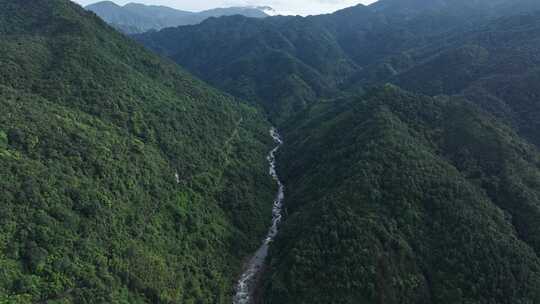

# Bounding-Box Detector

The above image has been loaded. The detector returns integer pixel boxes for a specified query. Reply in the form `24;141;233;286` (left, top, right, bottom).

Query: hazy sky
73;0;377;16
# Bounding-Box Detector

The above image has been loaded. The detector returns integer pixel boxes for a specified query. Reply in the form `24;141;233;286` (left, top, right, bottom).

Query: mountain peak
86;0;121;9
86;1;270;33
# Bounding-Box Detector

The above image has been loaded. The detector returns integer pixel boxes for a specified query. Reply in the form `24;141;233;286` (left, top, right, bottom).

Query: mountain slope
135;15;358;123
135;0;540;124
5;0;540;303
262;86;540;303
0;0;273;303
86;1;269;34
381;13;540;147
342;10;540;147
133;2;540;303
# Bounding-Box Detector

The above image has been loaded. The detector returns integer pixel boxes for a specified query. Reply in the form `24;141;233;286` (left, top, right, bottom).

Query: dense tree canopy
262;86;540;303
135;0;540;126
4;0;540;303
0;0;274;303
136;2;540;301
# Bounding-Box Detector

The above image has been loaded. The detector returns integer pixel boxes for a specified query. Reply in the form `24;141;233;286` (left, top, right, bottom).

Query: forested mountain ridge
86;1;270;34
0;0;274;303
136;15;357;123
134;0;540;302
262;86;540;303
342;10;540;147
136;0;540;124
385;12;540;147
4;0;540;303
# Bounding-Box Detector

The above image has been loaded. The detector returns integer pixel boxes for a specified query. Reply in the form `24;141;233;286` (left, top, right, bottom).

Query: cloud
228;0;373;15
74;0;376;15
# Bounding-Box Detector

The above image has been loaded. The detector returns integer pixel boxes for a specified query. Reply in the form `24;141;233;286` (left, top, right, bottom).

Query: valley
1;0;540;303
135;0;540;302
234;128;284;304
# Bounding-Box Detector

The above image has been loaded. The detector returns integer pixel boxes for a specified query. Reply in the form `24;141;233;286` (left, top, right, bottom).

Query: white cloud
73;0;377;15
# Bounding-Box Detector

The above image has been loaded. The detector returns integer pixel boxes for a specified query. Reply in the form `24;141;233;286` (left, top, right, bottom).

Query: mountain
195;6;271;19
85;1;192;33
5;0;540;303
357;12;540;147
135;0;540;123
0;0;274;303
134;0;540;302
86;1;269;34
263;85;540;303
135;14;359;123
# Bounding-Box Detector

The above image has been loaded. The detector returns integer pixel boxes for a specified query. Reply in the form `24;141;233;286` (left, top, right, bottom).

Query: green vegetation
136;1;540;143
4;0;540;303
135;1;540;302
135;0;540;125
262;86;540;303
135;15;357;123
0;0;274;303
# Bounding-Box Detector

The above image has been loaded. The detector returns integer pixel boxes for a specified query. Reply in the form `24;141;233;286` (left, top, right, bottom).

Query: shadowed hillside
263;86;540;303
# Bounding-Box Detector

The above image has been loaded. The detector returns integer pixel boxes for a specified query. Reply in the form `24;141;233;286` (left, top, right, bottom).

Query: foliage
384;13;540;147
0;0;274;303
261;86;540;303
135;0;540;125
134;15;357;123
5;0;540;303
135;2;540;302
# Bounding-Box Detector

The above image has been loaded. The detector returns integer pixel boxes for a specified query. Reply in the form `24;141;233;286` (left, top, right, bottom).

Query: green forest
137;0;540;302
3;0;540;303
0;0;274;303
262;86;540;303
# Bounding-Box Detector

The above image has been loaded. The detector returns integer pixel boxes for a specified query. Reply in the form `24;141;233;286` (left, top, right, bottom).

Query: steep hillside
136;15;357;123
383;13;540;146
86;1;269;34
262;86;540;303
135;0;540;124
132;2;540;302
0;0;273;303
5;0;540;303
340;11;540;147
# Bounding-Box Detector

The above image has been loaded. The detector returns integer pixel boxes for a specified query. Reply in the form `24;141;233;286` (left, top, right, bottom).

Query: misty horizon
73;0;377;16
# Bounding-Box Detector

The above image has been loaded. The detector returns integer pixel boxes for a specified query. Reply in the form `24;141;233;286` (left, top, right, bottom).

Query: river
232;128;284;304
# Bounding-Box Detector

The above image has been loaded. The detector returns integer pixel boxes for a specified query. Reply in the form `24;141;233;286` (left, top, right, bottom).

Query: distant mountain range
85;1;272;34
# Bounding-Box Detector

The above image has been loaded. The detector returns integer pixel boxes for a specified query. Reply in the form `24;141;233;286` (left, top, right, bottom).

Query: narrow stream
233;128;284;304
